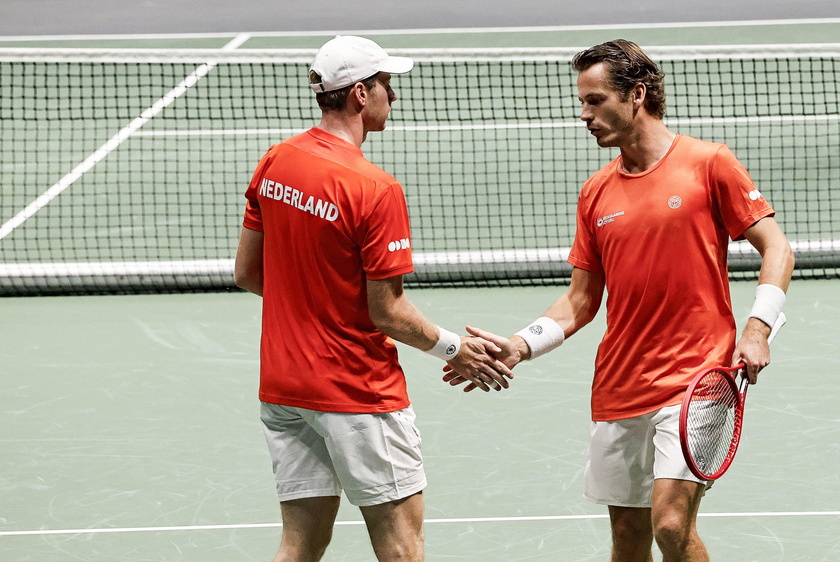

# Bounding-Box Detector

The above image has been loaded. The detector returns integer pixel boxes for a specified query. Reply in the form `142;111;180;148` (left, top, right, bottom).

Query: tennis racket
679;312;787;481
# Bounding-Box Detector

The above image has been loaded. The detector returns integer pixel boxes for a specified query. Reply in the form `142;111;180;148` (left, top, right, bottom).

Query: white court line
0;18;839;41
237;18;840;36
0;33;250;242
2;512;839;537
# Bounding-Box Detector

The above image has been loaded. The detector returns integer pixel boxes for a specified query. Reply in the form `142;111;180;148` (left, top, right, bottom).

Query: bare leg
651;479;709;562
273;496;341;562
608;505;655;562
359;492;425;561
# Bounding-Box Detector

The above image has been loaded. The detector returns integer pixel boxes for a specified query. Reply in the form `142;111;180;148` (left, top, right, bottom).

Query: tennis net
1;44;838;295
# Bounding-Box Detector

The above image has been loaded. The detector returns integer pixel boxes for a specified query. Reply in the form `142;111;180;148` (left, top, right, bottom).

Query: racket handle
738;367;750;393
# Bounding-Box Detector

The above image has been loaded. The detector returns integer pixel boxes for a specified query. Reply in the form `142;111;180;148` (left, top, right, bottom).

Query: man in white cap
235;35;512;561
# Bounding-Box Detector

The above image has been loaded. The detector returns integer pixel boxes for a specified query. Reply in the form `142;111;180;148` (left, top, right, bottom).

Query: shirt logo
748;189;764;201
596;211;625;228
388;238;411;252
668;195;682;209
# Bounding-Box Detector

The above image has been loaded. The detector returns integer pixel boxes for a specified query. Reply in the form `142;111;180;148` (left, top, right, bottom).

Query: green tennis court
2;20;839;561
2;280;839;560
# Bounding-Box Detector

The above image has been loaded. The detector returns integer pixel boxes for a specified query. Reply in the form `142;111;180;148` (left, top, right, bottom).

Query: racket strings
685;370;740;476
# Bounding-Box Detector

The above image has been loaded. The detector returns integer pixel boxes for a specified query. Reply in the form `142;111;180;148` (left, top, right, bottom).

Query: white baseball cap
309;35;414;93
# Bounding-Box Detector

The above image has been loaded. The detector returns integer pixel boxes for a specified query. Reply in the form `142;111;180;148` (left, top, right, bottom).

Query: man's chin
595;136;617;148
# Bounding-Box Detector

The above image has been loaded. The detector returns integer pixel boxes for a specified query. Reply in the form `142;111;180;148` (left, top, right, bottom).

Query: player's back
243;127;414;412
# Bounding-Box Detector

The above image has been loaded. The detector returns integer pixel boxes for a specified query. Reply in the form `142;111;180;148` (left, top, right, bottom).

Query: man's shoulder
263;132;308;159
582;156;620;191
352;158;401;186
675;134;726;158
283;131;401;188
276;130;315;152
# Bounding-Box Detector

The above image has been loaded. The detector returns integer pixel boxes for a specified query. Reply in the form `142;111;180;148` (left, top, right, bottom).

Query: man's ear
632;83;646;107
350;82;368;107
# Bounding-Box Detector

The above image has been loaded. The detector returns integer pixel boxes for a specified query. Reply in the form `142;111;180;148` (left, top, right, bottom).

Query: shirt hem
591;396;683;422
242;219;263;232
259;393;411;414
567;256;604;274
366;264;415;280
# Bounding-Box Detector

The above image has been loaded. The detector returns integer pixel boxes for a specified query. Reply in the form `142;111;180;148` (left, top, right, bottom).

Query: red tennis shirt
242;127;414;413
568;135;775;421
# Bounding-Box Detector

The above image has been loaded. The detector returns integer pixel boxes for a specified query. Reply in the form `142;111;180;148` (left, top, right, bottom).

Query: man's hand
733;318;772;384
443;326;525;392
443;333;514;392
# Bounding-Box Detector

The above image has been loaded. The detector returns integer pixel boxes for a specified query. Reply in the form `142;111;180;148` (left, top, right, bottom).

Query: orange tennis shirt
568;135;774;421
242;127;414;413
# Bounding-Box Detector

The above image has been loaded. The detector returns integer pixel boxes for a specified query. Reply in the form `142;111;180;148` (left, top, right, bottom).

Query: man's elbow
234;268;263;295
233;266;246;290
771;240;796;283
783;242;796;275
368;307;395;335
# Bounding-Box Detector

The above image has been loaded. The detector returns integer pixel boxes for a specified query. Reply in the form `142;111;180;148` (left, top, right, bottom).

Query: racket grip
738;370;750;393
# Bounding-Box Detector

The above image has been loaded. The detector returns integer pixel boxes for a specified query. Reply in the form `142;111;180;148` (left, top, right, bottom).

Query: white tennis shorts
584;404;709;508
260;402;427;507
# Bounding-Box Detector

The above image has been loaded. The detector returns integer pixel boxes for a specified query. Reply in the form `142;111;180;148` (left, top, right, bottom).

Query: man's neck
618;120;677;174
317;111;366;148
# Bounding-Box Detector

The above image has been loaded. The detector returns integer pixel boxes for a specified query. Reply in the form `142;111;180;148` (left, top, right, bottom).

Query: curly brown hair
572;40;667;119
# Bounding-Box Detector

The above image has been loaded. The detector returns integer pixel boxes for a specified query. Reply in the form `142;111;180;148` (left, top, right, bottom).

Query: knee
612;513;652;543
608;509;654;561
653;513;692;552
373;541;423;561
370;526;424;561
311;529;334;559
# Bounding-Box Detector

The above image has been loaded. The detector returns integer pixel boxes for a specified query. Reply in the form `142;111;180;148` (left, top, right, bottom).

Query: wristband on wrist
748;284;786;329
425;326;461;361
514;316;565;360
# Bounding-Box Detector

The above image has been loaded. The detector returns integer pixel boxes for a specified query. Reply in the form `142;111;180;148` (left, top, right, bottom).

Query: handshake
438;325;524;393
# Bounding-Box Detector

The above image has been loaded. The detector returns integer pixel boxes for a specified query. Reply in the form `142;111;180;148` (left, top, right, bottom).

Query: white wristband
425;326;461;361
515;316;565;360
749;284;786;329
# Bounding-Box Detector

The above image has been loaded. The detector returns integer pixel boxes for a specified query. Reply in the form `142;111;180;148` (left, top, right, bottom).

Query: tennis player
234;35;512;562
445;40;795;561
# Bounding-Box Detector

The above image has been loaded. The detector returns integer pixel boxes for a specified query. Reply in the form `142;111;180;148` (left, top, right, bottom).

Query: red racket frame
679;312;786;480
679;362;748;481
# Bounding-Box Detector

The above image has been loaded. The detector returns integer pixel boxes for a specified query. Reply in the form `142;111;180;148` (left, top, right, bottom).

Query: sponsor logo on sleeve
388;238;411;252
